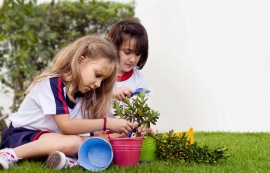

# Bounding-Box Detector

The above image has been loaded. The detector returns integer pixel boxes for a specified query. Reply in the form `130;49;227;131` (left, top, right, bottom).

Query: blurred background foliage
0;0;137;112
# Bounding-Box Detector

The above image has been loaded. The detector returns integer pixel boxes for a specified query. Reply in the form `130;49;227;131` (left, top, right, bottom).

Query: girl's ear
78;56;85;65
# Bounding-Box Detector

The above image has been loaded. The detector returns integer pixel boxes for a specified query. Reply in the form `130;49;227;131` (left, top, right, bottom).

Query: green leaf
0;0;136;112
113;89;160;131
0;35;4;41
47;32;57;40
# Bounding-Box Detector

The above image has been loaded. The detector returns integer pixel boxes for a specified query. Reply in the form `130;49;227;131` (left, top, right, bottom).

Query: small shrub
113;90;160;128
153;130;229;164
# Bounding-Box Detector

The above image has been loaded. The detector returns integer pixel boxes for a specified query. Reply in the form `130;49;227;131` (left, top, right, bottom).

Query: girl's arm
113;87;134;101
53;114;133;135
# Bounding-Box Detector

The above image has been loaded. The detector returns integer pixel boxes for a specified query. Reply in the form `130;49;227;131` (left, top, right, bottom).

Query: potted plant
109;89;160;166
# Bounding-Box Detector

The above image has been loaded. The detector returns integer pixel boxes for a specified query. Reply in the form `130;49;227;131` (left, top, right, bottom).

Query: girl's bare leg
12;133;84;159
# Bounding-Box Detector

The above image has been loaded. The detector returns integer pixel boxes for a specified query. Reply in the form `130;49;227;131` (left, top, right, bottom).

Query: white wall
0;0;269;132
135;0;269;132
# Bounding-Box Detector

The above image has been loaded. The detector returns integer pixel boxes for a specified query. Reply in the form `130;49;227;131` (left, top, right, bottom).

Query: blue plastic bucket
78;137;113;172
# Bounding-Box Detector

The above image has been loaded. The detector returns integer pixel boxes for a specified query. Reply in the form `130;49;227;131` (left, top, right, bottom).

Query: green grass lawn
3;132;270;173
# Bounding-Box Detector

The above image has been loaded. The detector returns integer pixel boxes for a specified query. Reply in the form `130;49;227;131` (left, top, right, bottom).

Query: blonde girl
0;35;133;170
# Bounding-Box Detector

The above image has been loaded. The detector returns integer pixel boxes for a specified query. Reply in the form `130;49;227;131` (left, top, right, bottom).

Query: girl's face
118;38;141;76
78;57;112;94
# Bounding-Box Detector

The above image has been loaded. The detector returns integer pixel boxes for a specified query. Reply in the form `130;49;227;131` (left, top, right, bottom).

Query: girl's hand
106;118;133;135
107;133;126;138
91;131;126;142
137;124;155;135
114;87;134;101
94;134;110;142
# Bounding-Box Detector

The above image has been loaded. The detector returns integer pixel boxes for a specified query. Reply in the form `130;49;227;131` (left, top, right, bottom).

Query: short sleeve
35;78;69;115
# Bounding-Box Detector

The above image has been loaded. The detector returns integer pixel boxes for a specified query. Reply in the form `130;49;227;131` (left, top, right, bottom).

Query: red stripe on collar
117;69;133;82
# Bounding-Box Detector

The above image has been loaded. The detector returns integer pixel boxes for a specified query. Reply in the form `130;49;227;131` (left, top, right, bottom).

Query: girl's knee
61;135;83;156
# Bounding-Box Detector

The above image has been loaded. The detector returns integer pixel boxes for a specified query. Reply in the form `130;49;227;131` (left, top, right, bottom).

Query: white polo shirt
9;77;83;132
115;68;148;89
110;68;148;118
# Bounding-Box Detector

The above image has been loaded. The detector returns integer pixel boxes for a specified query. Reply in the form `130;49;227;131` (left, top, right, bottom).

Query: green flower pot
140;135;156;161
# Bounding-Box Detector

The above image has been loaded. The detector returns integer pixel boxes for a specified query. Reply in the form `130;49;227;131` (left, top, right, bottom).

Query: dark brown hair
107;19;148;70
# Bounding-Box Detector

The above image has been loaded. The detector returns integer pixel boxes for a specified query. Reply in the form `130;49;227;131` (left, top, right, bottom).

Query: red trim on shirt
57;78;69;114
117;69;133;82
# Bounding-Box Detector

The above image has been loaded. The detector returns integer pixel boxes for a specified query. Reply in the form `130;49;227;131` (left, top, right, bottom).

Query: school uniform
115;68;148;90
0;77;85;149
109;68;148;119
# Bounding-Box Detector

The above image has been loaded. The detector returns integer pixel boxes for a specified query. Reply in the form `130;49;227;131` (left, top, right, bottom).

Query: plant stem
147;133;159;141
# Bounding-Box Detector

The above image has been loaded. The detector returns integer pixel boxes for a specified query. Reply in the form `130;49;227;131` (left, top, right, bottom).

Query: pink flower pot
109;137;143;167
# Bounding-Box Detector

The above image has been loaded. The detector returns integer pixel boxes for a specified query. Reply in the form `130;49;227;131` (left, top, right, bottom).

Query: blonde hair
26;35;117;119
